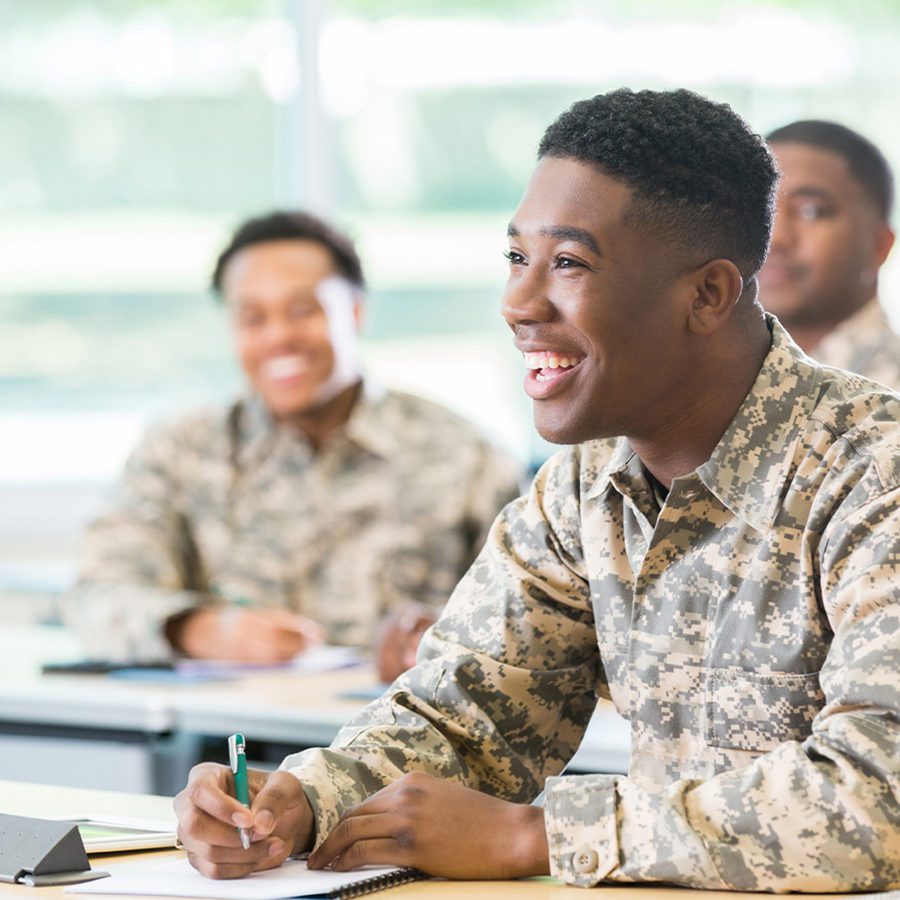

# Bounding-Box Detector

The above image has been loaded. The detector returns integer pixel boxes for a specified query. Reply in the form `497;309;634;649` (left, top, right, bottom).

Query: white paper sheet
66;856;403;899
174;645;362;679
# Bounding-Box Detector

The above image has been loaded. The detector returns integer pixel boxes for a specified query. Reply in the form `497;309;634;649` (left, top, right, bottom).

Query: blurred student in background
64;211;521;681
760;120;899;390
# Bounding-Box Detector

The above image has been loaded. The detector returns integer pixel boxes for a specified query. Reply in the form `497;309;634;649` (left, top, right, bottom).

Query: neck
278;380;362;450
782;293;875;354
629;321;771;489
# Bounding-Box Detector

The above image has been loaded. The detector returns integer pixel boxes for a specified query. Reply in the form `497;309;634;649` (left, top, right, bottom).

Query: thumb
249;770;306;837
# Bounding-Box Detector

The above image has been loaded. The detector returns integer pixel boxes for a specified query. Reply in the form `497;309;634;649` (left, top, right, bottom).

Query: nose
501;268;555;331
260;312;300;349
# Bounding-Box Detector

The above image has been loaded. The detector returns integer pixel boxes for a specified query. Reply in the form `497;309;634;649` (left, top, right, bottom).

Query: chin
535;400;625;446
264;395;317;420
535;418;599;447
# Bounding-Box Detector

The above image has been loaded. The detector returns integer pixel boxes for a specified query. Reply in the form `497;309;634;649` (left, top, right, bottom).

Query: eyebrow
507;223;601;255
785;187;836;202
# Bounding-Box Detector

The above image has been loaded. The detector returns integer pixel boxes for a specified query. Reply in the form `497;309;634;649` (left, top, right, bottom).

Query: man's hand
375;604;436;683
307;772;549;879
168;607;324;663
174;763;315;879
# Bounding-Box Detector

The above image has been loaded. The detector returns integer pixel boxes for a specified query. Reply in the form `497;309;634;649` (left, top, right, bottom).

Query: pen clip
228;733;245;775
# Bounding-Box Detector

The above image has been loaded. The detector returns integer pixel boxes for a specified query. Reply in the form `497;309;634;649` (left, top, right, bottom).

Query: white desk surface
0;778;176;825
170;666;375;745
0;780;846;900
0;625;174;732
1;624;630;773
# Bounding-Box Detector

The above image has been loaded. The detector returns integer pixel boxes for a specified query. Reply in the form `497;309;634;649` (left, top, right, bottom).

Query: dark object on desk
0;812;109;886
41;660;174;675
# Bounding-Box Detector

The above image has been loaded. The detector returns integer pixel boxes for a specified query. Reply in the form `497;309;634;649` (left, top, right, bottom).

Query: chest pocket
705;668;824;753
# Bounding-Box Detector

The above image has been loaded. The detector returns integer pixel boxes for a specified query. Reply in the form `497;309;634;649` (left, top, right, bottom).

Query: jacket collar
585;316;822;531
233;379;394;469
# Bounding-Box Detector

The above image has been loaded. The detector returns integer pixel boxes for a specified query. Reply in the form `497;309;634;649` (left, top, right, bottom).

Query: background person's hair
766;119;894;221
538;88;778;280
211;210;365;295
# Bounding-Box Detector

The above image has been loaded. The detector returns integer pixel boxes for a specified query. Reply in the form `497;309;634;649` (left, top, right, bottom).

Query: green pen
228;733;251;849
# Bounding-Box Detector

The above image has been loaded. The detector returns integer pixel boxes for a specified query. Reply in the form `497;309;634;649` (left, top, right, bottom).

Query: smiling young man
760;120;899;390
174;93;900;892
65;211;521;677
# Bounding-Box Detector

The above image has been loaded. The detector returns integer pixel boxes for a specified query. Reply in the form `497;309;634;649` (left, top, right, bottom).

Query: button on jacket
284;319;900;892
65;386;522;660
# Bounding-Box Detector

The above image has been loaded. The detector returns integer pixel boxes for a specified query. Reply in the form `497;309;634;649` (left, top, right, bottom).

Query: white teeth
261;356;309;379
524;351;582;370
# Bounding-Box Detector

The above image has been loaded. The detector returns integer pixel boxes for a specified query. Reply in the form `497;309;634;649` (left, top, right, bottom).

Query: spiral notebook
65;856;427;899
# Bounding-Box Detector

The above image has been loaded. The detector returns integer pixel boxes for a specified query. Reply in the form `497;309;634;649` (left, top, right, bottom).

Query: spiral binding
328;867;428;898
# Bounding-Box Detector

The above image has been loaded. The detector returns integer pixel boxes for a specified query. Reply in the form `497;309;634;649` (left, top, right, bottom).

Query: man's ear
872;223;895;268
353;295;365;332
686;258;744;335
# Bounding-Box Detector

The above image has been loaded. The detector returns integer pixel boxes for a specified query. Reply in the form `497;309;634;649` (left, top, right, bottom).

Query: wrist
291;817;315;857
512;803;550;877
164;607;203;653
291;783;317;857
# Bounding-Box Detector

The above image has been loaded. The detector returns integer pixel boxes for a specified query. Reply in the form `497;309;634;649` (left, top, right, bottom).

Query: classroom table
0;624;387;793
0;625;182;794
0;780;849;900
0;624;629;796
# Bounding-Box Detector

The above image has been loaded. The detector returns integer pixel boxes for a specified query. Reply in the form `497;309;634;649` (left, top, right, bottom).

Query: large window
2;0;899;591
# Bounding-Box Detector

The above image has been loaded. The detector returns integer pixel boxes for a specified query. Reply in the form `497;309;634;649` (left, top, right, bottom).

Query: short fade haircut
538;88;778;280
211;210;365;295
766;120;894;221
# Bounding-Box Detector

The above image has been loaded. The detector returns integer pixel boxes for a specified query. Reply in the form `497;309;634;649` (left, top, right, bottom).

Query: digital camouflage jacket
284;320;900;892
65;385;521;660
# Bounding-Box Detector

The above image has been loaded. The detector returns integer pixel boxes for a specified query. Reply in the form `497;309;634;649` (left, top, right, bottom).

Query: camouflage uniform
64;385;522;661
283;319;900;892
811;297;900;392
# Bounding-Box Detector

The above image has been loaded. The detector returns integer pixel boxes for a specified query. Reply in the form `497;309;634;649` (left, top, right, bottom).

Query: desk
0;780;846;900
171;667;376;747
0;626;184;794
0;779;175;900
1;625;630;795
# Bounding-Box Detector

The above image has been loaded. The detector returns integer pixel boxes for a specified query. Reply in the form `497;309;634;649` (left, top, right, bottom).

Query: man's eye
797;202;832;221
289;303;317;319
555;255;583;269
503;250;526;265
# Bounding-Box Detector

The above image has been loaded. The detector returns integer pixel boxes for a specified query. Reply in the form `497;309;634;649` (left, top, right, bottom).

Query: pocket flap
706;668;824;753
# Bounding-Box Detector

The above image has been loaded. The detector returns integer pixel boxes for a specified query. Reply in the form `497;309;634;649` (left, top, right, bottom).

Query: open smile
522;351;585;400
259;355;312;387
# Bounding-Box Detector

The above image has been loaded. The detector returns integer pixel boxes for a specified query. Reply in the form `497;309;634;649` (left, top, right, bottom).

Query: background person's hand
375;604;436;683
168;607;324;662
174;763;315;879
308;772;550;879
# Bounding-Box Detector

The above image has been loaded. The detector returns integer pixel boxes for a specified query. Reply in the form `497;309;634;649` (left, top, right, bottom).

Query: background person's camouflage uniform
809;296;900;392
282;320;900;892
64;386;522;661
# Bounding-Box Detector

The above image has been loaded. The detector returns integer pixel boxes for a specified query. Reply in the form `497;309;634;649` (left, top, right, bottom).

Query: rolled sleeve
544;774;618;886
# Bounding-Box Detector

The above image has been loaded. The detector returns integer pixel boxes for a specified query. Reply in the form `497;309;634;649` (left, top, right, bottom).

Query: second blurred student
760;119;899;390
64;211;521;681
